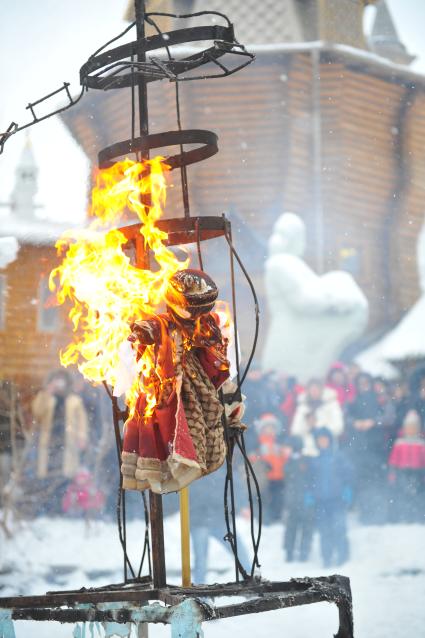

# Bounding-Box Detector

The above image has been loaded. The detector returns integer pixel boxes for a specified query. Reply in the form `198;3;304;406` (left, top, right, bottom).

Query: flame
50;157;188;414
214;300;233;341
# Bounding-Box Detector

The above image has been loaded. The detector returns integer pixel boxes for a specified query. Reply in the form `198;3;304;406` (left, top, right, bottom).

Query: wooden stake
179;487;191;587
149;492;167;588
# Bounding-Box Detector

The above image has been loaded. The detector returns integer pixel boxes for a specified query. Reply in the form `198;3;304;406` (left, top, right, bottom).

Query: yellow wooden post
179;486;191;587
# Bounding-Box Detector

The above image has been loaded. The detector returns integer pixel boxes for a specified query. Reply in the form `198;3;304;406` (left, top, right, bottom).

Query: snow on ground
1;515;425;637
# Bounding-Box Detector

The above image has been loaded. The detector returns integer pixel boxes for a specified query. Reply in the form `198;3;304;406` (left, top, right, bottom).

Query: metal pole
134;0;167;590
179;487;191;587
135;0;149;142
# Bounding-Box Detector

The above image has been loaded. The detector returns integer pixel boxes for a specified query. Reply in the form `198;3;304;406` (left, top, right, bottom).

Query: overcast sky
1;0;425;224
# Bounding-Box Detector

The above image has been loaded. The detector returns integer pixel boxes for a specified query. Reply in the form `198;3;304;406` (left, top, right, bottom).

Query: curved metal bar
83;45;254;89
137;491;152;579
146;10;232;28
235;433;263;576
220;398;249;583
223;219;260;398
98;128;218;170
0;85;85;156
118;215;231;248
80;25;235;87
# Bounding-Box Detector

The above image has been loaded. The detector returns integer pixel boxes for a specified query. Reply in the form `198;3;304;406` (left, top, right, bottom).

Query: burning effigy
49;157;244;494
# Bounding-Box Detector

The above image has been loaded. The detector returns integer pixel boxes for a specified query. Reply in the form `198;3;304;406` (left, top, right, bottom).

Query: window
37;275;60;333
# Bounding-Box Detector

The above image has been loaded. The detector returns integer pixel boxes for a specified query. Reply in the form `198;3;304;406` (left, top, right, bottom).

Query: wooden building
0;141;73;391
59;0;425;358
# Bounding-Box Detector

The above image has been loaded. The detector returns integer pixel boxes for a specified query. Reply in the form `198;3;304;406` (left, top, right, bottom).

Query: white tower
10;137;38;219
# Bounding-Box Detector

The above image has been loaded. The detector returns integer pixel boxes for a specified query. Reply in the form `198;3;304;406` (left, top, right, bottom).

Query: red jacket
388;438;425;470
256;433;289;481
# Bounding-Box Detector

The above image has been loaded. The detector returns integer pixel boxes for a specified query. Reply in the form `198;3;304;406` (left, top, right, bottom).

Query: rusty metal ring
98;129;218;169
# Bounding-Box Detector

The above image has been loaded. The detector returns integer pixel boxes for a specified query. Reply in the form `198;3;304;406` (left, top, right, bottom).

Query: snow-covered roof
247;41;425;85
355;340;399;379
357;213;425;376
366;297;425;362
0;215;81;246
356;295;425;378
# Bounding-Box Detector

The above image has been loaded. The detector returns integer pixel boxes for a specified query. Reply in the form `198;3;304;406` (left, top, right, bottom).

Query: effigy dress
121;313;229;494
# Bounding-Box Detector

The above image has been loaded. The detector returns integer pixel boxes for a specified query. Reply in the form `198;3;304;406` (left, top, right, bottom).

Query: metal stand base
0;576;353;638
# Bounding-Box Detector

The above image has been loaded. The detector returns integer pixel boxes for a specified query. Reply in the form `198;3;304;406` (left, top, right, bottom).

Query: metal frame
0;576;353;637
0;12;254;155
80;23;254;89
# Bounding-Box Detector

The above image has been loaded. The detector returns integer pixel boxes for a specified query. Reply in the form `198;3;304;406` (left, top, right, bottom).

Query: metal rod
110;394;136;580
228;225;241;389
179;487;191;586
135;0;149;144
134;0;167;589
220;390;241;582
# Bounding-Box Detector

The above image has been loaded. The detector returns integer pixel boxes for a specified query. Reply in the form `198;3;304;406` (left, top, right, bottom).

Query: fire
50;157;188;414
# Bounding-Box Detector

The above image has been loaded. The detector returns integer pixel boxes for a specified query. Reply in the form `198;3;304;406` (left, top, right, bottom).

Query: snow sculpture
262;213;368;382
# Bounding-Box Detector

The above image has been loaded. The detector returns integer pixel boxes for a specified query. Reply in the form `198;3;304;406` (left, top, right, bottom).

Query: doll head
165;269;218;321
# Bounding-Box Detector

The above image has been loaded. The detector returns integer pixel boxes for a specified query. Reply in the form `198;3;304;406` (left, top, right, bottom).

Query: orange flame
50;157;188;413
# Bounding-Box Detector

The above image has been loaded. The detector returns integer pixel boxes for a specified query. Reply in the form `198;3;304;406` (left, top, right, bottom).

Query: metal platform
0;576;353;637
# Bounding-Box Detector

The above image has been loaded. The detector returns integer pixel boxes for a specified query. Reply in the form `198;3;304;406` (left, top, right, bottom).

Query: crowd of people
7;369;116;520
244;362;425;566
3;360;425;575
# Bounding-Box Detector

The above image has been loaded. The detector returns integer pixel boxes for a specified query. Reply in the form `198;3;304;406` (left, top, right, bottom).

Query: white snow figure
262;213;368;382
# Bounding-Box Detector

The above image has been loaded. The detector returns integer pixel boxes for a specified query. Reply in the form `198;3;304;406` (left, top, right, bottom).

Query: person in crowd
31;369;88;514
346;372;387;524
243;369;270;452
389;379;410;443
308;427;352;567
72;374;103;443
283;435;315;562
252;413;288;523
72;372;118;517
408;366;425;428
190;463;250;584
277;374;300;434
388;409;425;523
346;362;361;388
374;377;397;451
291;379;344;455
95;391;120;519
62;468;105;521
326;363;355;406
0;380;25;506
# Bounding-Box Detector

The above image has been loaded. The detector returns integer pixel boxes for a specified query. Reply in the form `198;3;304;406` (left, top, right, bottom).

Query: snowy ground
1;514;424;637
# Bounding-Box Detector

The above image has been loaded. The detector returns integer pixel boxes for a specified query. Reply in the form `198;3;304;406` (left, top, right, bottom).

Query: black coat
284;454;313;510
347;391;386;468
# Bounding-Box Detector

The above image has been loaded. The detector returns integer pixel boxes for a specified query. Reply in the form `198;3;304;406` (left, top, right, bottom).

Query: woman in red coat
388;409;425;522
